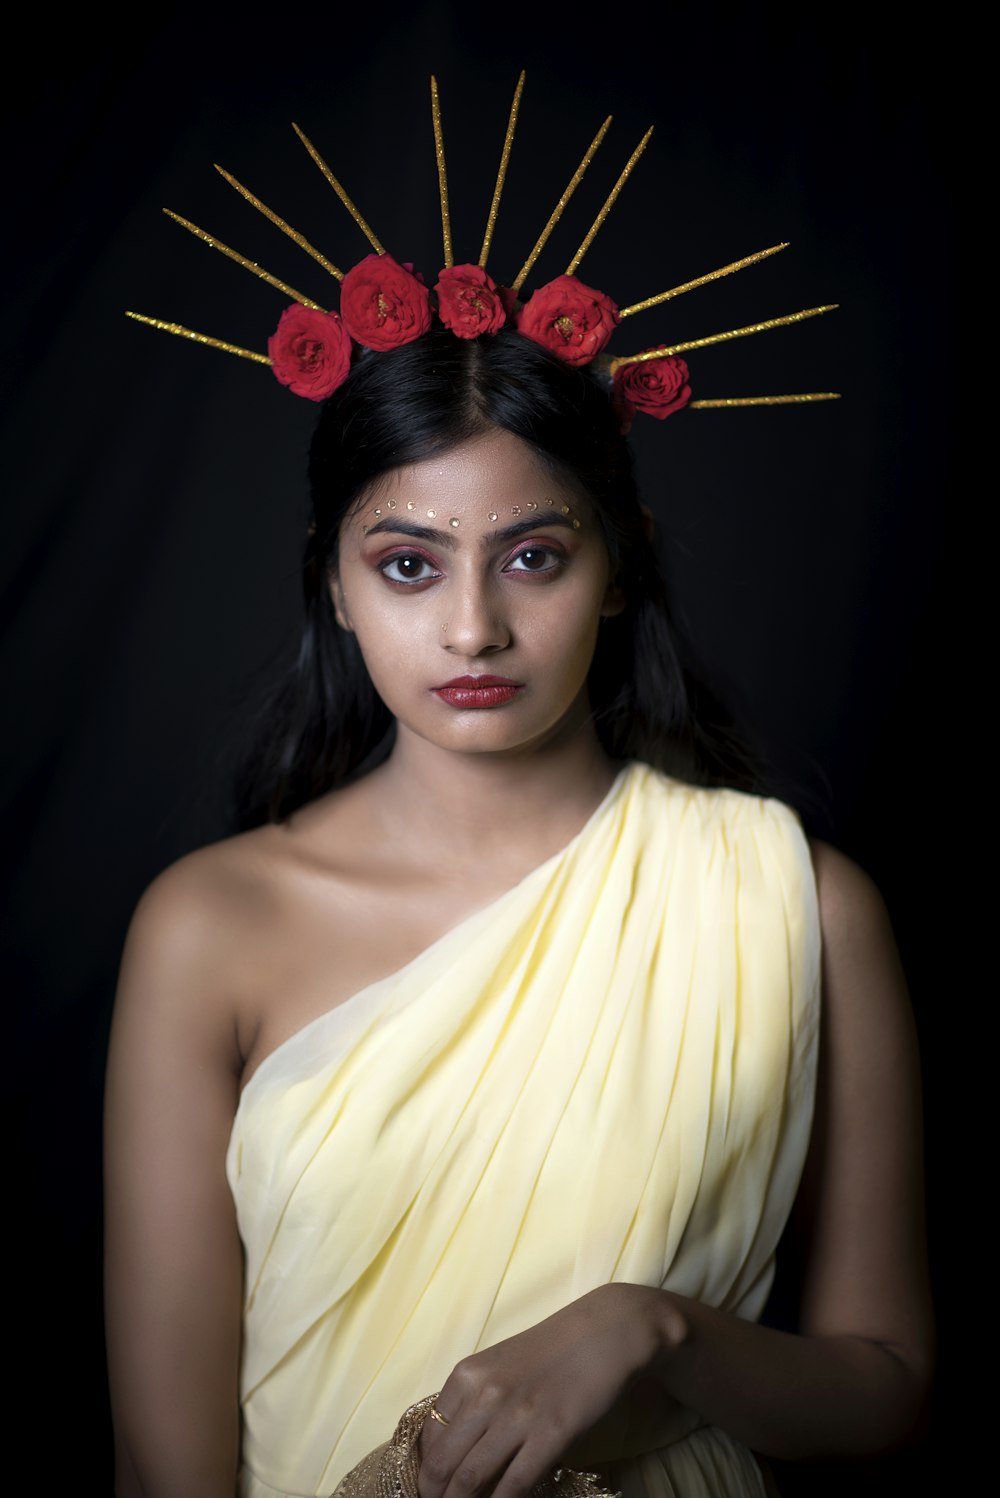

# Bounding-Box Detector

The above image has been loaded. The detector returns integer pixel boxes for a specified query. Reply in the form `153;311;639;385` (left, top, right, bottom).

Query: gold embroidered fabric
328;1395;621;1498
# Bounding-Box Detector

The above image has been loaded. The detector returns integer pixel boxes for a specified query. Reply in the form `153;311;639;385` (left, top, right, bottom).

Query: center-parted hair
234;329;760;828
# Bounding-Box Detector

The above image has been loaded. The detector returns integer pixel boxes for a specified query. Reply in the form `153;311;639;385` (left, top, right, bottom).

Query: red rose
434;264;509;339
613;351;692;427
515;274;619;366
339;253;432;351
267;304;353;401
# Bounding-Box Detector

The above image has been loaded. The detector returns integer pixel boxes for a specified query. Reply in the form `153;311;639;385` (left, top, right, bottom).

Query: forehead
356;429;582;528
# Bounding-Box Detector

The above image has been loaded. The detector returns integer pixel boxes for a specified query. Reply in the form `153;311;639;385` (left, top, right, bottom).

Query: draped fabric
227;764;821;1498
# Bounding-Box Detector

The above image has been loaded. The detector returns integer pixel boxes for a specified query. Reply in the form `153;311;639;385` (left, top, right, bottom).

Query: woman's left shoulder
806;838;898;955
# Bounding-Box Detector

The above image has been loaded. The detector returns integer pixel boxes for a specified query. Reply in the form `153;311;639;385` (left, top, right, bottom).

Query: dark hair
233;328;763;828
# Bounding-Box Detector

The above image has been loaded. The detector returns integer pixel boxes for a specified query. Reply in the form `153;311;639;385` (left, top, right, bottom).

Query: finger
437;1426;527;1498
417;1406;491;1498
486;1432;575;1498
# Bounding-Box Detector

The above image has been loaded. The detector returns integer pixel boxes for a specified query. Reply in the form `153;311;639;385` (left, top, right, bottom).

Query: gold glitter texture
610;304;838;368
214;163;343;281
690;393;841;407
162;209;325;309
511;116;612;294
479;71;525;269
619;243;789;319
124;312;270;364
292;122;386;255
565;126;653;277
430;76;453;269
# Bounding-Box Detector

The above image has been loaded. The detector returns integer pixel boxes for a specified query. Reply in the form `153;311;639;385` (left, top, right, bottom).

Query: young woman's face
333;428;624;759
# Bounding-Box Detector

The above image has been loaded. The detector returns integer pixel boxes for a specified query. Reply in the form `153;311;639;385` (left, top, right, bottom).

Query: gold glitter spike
430;76;453;268
566;127;653;277
292;122;386;256
609;305;839;368
689;393;841;407
125;311;271;365
511;116;612;294
214;163;343;281
478;70;525;269
619;243;789;319
163;209;326;310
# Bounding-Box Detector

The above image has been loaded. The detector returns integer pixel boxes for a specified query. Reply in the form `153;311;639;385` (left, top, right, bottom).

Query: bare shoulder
123;826;282;971
808;837;892;933
113;824;295;1071
806;838;910;1018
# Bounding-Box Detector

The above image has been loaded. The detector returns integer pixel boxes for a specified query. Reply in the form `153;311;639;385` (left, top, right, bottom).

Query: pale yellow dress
227;763;821;1498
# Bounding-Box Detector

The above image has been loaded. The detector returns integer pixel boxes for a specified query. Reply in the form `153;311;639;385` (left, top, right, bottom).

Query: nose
442;577;511;655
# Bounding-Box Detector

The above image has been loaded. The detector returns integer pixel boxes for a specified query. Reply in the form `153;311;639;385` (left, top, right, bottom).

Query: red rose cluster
267;254;691;425
514;273;619;368
612;349;692;432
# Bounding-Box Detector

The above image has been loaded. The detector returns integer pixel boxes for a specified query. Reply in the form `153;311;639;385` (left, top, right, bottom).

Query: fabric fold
228;764;821;1498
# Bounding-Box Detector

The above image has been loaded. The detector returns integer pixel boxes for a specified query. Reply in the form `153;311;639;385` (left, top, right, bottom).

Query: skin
104;428;934;1498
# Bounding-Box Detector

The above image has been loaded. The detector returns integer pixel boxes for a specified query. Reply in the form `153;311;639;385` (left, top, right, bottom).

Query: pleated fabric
227;764;821;1498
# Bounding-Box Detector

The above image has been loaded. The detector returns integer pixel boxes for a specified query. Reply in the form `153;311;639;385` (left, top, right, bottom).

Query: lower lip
433;684;523;709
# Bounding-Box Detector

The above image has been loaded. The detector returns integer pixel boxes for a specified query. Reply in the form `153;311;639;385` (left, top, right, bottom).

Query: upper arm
794;840;935;1390
104;856;246;1498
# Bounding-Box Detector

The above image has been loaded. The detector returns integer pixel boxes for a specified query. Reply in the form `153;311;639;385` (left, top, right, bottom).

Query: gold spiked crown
126;73;839;426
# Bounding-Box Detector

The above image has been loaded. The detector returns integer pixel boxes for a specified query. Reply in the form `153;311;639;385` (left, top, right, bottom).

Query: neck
367;718;622;874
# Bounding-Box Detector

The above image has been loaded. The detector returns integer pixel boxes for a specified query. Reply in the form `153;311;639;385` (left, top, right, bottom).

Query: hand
416;1284;671;1498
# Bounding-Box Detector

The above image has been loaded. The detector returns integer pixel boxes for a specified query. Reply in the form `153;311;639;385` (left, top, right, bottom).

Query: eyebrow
361;509;579;549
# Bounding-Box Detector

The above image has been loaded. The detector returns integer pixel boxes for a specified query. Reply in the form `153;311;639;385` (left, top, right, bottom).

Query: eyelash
377;544;566;587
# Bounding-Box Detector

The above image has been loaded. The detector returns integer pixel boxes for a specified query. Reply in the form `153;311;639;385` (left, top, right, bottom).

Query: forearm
647;1287;930;1461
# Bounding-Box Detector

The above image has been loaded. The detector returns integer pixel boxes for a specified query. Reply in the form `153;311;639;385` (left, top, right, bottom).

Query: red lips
432;675;523;709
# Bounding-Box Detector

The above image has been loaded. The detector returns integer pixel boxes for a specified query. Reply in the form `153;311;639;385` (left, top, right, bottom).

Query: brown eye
380;554;438;584
506;547;560;574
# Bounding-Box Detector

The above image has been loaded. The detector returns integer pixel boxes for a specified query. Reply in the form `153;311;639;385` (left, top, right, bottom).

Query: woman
104;328;934;1498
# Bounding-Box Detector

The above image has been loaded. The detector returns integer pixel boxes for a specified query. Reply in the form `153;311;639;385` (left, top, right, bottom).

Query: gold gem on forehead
526;500;537;510
406;501;416;510
511;506;521;515
449;517;460;527
427;509;436;517
488;511;499;522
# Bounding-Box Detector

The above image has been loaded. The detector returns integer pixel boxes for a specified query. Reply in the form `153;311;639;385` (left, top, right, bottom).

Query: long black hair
233;328;764;828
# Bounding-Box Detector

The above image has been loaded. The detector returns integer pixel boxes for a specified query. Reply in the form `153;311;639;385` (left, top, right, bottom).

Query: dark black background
3;2;954;1490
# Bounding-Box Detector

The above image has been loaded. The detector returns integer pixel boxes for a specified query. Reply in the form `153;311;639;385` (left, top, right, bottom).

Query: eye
379;553;440;585
505;546;563;575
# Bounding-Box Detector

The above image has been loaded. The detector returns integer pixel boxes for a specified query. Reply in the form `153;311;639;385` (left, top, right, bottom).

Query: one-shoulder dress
227;763;821;1498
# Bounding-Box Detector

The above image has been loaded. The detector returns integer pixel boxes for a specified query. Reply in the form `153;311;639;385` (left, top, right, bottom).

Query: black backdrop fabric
3;4;953;1490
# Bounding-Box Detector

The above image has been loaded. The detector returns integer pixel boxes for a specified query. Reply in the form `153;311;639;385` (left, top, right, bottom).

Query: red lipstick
432;675;523;709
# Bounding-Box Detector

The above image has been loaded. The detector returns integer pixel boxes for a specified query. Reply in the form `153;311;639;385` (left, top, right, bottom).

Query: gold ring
429;1407;451;1426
